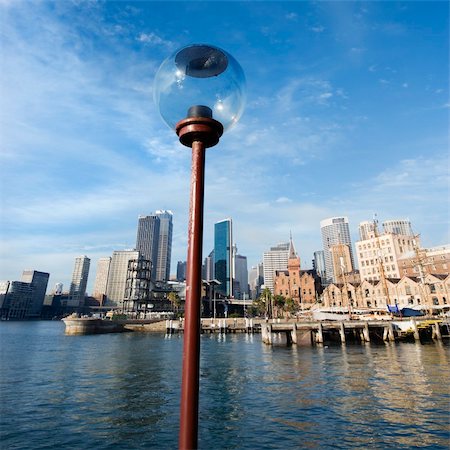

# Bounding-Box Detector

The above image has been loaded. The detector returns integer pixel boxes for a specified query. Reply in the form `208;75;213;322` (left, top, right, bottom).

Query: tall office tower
155;210;173;282
21;270;50;317
214;218;233;297
382;219;414;236
92;257;111;303
203;250;215;281
106;250;140;308
176;261;187;282
263;242;290;293
359;221;376;241
136;214;160;280
320;217;354;284
248;263;264;299
234;250;249;299
68;256;90;307
0;281;33;319
313;251;326;280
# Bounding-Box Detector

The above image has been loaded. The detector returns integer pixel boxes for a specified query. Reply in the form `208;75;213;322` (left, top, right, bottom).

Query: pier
260;318;448;346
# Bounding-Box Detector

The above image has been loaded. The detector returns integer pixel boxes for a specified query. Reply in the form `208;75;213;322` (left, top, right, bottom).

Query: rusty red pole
176;113;223;450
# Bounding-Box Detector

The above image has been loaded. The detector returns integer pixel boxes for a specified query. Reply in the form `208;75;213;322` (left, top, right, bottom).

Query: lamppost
154;44;245;450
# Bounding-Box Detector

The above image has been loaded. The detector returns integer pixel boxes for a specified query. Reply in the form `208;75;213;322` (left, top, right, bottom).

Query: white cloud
137;32;175;49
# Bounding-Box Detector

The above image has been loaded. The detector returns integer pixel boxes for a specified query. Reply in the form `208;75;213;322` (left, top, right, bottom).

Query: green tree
273;295;286;318
168;291;181;313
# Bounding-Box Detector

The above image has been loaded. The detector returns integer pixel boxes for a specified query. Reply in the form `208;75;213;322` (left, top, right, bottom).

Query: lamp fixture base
176;116;224;148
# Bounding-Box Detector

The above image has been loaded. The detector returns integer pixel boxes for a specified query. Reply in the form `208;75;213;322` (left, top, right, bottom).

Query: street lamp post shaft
179;139;206;450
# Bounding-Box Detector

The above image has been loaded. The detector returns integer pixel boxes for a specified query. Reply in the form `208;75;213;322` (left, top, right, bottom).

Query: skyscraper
155;210;173;282
263;242;290;293
21;270;50;317
233;248;248;299
248;263;264;299
313;250;326;280
320;217;354;284
382;219;414;236
176;261;187;282
106;250;140;308
135;210;173;282
136;214;160;280
92;257;111;303
202;250;215;281
69;256;90;307
214;218;233;297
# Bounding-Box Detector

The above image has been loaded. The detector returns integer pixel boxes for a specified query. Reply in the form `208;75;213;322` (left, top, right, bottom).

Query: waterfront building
321;273;449;311
92;257;111;304
320;217;354;284
214;219;233;297
273;237;317;306
248;262;264;300
155;210;173;282
21;270;50;317
176;261;187;282
263;242;290;293
0;281;33;319
123;257;152;315
68;256;90;308
313;250;326;281
136;214;160;280
397;244;450;278
234;249;248;299
356;229;418;282
382;219;414;236
106;250;140;308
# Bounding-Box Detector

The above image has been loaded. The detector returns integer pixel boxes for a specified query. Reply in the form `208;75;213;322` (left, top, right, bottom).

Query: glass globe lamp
153;44;246;132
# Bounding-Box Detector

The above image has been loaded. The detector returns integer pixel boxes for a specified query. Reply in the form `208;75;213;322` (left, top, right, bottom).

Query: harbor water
1;321;449;449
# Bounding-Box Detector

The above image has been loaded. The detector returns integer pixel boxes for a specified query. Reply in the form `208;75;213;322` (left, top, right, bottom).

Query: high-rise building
320;217;354;284
135;210;173;282
263;242;290;293
359;221;376;241
136;214;160;280
382;219;414;236
106;250;140;308
68;256;90;307
92;257;111;303
234;249;248;299
313;250;326;280
248;263;264;299
155;210;173;282
202;250;215;281
214;219;233;297
21;270;50;317
0;281;33;319
176;261;187;282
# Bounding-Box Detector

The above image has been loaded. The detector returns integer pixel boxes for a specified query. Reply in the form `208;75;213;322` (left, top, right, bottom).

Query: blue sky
1;1;448;293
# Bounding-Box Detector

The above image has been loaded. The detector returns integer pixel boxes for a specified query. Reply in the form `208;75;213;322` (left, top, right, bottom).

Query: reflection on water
1;322;449;449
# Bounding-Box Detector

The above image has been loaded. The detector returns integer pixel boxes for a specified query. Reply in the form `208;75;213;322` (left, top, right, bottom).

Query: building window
430;284;436;294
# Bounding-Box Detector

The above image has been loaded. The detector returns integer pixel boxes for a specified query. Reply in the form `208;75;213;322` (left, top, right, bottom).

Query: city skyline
1;2;448;293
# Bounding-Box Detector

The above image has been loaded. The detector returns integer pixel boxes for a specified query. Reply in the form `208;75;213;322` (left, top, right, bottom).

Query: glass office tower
214;219;233;297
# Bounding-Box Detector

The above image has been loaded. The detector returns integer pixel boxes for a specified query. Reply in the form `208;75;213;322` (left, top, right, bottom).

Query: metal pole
179;140;206;450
